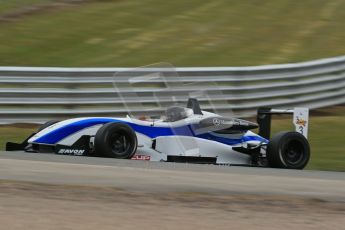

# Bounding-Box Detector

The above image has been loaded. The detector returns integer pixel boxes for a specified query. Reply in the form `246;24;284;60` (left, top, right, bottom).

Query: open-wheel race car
6;98;310;169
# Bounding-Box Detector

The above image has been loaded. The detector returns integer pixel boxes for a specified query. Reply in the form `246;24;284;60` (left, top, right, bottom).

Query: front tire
38;120;59;132
94;122;137;159
267;131;310;169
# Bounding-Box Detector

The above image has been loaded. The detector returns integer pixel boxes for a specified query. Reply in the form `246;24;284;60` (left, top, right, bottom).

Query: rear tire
94;122;137;159
267;131;310;169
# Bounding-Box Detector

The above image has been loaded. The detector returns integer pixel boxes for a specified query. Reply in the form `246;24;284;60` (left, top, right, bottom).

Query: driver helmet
166;107;193;122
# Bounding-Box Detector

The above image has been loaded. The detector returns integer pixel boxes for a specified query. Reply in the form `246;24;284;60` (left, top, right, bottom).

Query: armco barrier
1;56;345;124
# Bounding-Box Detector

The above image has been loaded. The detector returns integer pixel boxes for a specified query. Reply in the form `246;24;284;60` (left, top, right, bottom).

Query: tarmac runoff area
0;151;344;230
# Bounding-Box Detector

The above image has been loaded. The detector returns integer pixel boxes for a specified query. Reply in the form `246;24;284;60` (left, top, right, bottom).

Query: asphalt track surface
0;151;344;201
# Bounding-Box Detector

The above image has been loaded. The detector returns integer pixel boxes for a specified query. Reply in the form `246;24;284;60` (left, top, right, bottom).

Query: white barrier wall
1;56;345;124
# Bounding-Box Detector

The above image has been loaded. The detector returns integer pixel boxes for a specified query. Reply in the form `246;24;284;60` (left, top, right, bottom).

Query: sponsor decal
213;118;221;126
58;149;85;156
131;155;151;161
295;117;307;127
212;118;250;127
212;118;235;126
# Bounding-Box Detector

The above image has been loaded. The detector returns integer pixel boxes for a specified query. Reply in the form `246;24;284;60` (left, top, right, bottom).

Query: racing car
6;98;310;169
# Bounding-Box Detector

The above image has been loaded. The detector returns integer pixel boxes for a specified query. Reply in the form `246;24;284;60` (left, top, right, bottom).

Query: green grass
0;125;37;151
0;0;55;15
1;108;344;171
0;0;345;66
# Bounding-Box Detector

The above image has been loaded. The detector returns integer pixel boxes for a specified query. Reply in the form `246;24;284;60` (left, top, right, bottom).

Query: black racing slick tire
94;122;137;159
267;131;310;169
38;120;59;132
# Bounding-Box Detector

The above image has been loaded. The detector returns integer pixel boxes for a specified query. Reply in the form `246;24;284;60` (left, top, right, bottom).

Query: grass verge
0;0;345;66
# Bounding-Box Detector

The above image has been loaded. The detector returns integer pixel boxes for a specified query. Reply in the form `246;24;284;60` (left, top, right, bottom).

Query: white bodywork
28;110;256;165
27;107;308;165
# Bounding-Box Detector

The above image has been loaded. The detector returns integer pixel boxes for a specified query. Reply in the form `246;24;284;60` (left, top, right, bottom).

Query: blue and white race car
6;98;310;169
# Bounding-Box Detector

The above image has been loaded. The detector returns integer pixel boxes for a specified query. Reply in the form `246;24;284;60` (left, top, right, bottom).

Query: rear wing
257;108;309;140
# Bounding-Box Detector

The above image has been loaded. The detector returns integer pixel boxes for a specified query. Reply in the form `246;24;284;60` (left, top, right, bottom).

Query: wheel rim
110;132;131;156
283;140;305;165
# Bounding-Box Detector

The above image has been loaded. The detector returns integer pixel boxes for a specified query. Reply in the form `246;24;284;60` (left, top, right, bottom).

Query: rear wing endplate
257;108;309;140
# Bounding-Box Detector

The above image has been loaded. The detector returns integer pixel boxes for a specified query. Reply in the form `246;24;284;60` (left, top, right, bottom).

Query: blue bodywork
35;118;268;146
